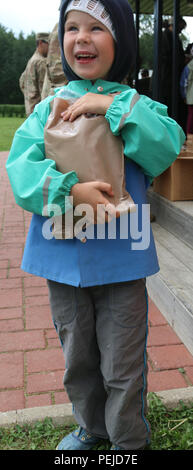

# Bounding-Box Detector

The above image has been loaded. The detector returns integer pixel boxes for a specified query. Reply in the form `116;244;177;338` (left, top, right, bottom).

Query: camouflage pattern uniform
19;33;49;116
41;24;68;100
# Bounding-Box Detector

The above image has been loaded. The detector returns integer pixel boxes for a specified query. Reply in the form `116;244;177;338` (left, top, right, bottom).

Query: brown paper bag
44;91;135;239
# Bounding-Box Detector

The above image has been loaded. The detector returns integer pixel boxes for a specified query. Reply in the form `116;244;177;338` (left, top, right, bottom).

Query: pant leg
47;280;108;438
93;279;150;450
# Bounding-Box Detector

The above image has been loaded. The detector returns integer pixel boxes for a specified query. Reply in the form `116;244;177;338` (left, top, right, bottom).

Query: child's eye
66;25;78;32
92;26;103;31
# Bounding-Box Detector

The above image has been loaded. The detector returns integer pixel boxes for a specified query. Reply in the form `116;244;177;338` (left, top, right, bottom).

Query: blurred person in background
180;43;193;135
42;24;68;99
19;32;49;116
137;69;152;98
160;17;187;139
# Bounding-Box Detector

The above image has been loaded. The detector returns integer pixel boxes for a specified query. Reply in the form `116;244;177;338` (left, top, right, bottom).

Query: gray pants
47;278;150;450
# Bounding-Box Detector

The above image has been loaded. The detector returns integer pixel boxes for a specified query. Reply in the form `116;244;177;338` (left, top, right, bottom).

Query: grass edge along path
0;394;193;450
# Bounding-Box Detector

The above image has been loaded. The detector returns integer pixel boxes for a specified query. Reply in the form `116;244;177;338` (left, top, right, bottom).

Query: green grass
0;117;25;151
0;394;193;450
147;393;193;450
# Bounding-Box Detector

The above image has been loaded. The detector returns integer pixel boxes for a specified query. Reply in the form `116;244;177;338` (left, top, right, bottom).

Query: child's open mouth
75;53;97;64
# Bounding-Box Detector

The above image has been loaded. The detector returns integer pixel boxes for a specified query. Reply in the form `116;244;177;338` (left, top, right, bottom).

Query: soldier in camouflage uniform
41;23;68;99
19;33;49;116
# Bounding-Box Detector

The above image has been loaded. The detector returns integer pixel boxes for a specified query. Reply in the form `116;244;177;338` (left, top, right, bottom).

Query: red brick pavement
1;151;193;412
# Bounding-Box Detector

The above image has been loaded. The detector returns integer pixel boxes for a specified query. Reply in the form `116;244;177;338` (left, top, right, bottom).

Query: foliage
0;418;72;451
138;14;189;71
0;395;193;450
139;33;154;70
147;393;193;450
0;105;25;117
139;14;154;36
0;24;36;105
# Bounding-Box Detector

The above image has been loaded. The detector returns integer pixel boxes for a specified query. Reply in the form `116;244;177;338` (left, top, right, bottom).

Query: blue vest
21;159;159;286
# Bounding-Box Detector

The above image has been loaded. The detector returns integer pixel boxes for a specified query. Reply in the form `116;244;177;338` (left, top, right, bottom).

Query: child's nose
76;30;91;44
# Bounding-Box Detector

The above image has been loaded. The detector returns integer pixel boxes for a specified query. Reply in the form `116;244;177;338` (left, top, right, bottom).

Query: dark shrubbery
0;104;26;117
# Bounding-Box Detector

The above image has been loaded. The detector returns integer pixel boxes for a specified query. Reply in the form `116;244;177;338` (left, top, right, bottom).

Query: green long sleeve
6;98;79;215
105;90;185;181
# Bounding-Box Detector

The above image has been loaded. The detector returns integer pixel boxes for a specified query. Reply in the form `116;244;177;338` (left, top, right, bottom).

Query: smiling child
6;0;185;451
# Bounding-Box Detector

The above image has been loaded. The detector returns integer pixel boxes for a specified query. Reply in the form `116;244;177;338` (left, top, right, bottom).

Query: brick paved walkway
1;151;193;413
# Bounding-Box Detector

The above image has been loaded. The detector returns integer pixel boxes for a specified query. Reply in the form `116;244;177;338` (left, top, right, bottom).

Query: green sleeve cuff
45;170;79;215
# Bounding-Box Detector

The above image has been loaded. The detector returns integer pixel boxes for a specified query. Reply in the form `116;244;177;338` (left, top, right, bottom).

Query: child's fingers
61;104;82;122
68;99;93;121
95;181;114;197
69;108;82;121
60;93;113;122
61;110;71;121
61;94;100;121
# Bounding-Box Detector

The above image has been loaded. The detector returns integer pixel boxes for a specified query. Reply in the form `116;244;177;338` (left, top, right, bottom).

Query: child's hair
58;0;137;82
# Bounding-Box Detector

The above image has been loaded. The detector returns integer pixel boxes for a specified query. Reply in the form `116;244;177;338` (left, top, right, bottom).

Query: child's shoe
110;444;146;450
56;426;104;450
110;444;124;450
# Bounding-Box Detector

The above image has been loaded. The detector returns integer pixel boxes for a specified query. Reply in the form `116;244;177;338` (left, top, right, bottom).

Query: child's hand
61;93;114;122
70;181;117;223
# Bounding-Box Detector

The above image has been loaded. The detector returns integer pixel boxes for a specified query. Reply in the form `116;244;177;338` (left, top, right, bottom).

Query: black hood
58;0;137;82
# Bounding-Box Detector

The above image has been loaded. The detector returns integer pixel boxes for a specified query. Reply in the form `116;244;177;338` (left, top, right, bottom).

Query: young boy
6;0;185;450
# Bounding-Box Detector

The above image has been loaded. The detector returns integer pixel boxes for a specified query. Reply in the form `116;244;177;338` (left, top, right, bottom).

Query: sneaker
110;444;124;450
56;426;104;450
110;444;145;450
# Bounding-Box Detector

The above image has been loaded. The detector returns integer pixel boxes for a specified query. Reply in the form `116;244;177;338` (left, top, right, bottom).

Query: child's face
64;11;115;81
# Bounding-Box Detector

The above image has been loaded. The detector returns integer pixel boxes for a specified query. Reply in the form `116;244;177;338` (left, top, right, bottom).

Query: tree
139;14;154;37
139;33;154;70
138;14;189;72
0;24;36;104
